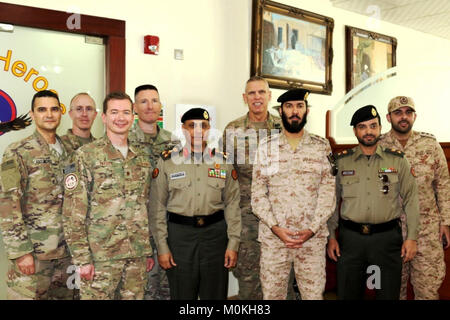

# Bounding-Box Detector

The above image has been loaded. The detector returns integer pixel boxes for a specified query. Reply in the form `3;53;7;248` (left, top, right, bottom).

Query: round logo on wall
0;89;17;136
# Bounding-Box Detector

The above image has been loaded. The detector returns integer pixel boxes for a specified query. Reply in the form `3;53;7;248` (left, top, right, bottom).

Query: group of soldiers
0;76;449;300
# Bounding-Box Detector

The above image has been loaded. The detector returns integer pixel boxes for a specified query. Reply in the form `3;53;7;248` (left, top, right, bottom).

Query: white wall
3;0;450;139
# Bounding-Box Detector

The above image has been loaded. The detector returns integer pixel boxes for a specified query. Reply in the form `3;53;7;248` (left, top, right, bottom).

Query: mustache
289;116;301;120
363;134;376;139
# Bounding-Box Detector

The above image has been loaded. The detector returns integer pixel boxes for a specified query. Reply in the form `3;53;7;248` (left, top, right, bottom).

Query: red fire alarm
144;35;159;55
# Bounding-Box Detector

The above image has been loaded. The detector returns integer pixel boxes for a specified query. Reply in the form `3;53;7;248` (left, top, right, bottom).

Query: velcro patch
64;173;78;191
1;159;16;171
63;163;76;175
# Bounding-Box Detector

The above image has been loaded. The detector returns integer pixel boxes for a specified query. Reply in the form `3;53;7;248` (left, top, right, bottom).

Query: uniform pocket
341;176;359;198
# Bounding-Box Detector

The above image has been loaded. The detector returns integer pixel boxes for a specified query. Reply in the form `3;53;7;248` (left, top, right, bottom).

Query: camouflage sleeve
0;149;34;259
433;141;450;225
399;157;420;240
223;165;241;252
251;143;278;229
148;157;170;255
308;143;336;234
62;151;92;265
327;175;341;240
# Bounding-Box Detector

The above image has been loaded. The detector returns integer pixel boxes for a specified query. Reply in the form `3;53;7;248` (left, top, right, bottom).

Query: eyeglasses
72;106;96;114
378;174;389;194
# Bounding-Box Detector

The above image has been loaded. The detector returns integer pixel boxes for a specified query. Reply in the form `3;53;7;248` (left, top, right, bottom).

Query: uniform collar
66;128;94;142
353;144;384;160
279;129;310;147
101;134;137;160
385;129;419;150
243;112;281;130
33;130;66;157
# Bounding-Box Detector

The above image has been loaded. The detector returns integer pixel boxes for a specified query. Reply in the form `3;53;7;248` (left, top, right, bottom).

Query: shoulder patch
0;158;21;191
334;148;354;159
161;145;179;161
418;131;436;140
63;163;76;175
384;147;405;157
309;133;329;144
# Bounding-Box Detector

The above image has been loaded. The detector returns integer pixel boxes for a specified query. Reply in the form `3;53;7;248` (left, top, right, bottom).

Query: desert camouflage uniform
62;135;153;300
0;131;73;300
60;129;95;155
128;123;178;300
223;112;282;300
252;131;336;300
380;130;450;299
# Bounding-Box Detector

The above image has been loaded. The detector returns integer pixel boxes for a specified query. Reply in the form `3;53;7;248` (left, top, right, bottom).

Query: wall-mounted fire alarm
144;35;159;55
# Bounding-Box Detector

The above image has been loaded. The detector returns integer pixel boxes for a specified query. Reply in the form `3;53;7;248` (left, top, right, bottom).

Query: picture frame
345;26;397;93
250;0;334;95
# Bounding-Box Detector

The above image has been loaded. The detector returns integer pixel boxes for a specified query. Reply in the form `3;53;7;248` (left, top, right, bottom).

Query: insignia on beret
204;111;209;120
181;108;210;123
371;108;377;117
277;88;310;104
304;92;309;100
152;168;159;179
64;173;78;191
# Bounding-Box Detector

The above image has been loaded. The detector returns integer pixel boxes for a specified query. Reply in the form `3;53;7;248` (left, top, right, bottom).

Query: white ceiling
330;0;450;40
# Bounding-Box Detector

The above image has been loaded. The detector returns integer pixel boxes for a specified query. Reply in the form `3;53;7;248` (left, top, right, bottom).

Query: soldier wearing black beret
149;107;242;300
326;105;420;300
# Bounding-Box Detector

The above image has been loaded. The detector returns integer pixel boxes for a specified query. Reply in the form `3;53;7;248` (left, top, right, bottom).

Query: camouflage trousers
400;214;446;300
144;237;170;300
6;255;74;300
80;257;147;300
260;237;327;300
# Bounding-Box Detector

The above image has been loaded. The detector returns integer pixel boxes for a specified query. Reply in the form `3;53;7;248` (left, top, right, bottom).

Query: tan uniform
0;131;73;299
60;129;95;155
252;131;336;300
380;130;450;299
223;111;282;300
62;135;153;300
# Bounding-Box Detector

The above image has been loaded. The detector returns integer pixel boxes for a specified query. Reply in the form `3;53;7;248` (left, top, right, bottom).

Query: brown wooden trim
0;1;125;92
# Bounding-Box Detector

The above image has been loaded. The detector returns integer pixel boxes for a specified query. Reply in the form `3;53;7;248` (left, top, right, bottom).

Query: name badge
33;158;51;164
341;170;355;176
170;172;186;180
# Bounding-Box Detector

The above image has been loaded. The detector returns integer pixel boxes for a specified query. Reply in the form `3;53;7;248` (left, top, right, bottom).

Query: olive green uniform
327;145;420;299
149;147;241;299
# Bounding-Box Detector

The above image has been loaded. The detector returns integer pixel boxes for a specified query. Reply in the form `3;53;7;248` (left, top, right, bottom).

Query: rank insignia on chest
379;167;397;173
208;168;226;179
341;170;355;176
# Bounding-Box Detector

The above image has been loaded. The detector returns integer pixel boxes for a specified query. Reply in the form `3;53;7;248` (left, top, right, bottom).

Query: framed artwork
345;26;397;93
250;0;334;95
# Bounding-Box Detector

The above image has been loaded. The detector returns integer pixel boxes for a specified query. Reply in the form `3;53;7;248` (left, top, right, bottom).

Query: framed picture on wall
345;26;397;93
250;0;334;95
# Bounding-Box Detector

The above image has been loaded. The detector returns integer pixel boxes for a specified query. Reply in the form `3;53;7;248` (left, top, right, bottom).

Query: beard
357;133;380;147
392;120;413;134
281;110;307;133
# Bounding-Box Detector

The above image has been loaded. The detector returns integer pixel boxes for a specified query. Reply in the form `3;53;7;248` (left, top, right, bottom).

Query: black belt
168;210;224;228
340;218;400;235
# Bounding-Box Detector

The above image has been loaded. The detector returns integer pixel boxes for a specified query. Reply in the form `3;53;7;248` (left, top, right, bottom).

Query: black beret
277;88;310;104
181;108;210;123
350;105;381;126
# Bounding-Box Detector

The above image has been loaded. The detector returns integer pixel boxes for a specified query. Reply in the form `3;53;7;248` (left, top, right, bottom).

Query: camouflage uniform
223;112;282;300
128;123;178;300
62;135;153;300
380;130;450;299
60;129;95;155
0;131;73;300
252;131;336;300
